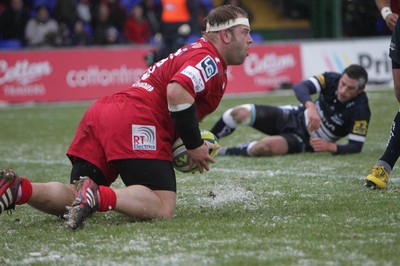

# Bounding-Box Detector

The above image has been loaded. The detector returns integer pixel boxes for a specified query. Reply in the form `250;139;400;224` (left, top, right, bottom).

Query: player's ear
220;29;232;43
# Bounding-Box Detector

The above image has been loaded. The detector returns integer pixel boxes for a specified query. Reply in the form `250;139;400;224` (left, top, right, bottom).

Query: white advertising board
300;37;392;84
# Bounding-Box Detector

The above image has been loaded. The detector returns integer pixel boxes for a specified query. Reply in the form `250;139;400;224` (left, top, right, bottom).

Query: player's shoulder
354;91;370;106
322;72;341;82
177;40;225;80
184;38;225;63
317;72;340;90
348;92;371;117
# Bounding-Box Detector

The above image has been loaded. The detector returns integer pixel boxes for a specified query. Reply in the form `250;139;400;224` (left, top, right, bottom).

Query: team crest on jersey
181;65;205;93
196;55;218;81
353;120;368;135
132;125;156;150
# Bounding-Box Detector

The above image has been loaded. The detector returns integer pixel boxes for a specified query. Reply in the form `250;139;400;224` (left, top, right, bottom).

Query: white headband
206;17;250;33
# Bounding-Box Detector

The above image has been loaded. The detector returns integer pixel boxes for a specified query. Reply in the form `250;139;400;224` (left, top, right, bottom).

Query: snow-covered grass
1;89;400;266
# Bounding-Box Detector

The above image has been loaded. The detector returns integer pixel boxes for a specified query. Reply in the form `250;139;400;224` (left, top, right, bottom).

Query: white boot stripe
1;190;10;209
87;189;94;207
6;189;12;204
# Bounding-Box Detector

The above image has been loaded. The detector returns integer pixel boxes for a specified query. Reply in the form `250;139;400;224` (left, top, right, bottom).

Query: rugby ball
172;129;219;173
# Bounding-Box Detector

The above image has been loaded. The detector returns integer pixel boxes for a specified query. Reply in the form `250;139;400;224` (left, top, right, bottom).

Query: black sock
380;111;400;170
210;117;236;139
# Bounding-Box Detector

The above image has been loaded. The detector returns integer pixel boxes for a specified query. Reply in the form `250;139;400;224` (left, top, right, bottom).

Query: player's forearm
375;0;391;10
376;0;393;20
335;143;363;154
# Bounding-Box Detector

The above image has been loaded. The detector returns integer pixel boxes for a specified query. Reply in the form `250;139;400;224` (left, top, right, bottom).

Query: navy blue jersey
390;18;400;65
295;72;371;154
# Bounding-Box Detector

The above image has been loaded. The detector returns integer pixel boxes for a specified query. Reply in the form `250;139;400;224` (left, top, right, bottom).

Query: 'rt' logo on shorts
132;125;156;150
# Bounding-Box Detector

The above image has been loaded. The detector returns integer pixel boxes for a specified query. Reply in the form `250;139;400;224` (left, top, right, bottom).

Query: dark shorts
252;105;312;154
69;157;177;192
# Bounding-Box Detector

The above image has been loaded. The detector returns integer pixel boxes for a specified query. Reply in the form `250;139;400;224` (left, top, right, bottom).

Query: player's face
337;73;362;103
227;24;253;65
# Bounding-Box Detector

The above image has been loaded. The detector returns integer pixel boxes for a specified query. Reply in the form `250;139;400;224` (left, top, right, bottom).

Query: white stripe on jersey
309;77;322;93
305;108;340;142
315;123;340;142
348;133;366;143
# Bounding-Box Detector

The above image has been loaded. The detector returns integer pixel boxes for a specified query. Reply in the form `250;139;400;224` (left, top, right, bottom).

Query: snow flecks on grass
213;167;288;179
197;184;254;207
120;235;216;266
131;252;215;266
267;190;285;196
20;251;67;265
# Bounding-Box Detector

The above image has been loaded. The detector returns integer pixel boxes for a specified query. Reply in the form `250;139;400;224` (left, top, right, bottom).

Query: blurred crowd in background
0;0;391;54
0;0;226;49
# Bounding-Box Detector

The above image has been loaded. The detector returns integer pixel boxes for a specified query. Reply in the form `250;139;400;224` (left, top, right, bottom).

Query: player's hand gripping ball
172;129;219;173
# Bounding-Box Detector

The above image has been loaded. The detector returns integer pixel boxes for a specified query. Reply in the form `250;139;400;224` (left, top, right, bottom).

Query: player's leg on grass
365;66;400;188
66;180;175;229
219;132;305;157
365;110;400;189
114;186;176;219
65;158;176;229
211;104;254;138
29;182;75;216
0;169;22;214
218;135;289;156
0;169;75;216
113;159;176;219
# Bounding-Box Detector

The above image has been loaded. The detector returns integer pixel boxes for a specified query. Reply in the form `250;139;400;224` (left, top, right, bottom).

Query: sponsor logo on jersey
181;66;205;93
353;120;368;135
132;125;156;150
196;55;218;81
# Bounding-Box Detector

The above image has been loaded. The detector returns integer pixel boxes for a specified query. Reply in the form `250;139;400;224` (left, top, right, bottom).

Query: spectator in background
75;0;94;43
76;0;93;25
53;0;78;46
195;0;214;33
92;0;126;32
222;0;253;24
0;0;30;45
146;0;198;66
70;19;92;46
142;0;162;36
341;0;380;37
92;3;120;45
123;4;150;44
25;4;61;48
53;0;77;29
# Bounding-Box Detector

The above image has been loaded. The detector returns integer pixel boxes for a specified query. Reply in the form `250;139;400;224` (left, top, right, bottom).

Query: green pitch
1;88;399;265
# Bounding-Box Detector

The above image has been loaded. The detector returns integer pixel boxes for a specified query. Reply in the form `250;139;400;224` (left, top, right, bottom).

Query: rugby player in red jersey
0;4;253;229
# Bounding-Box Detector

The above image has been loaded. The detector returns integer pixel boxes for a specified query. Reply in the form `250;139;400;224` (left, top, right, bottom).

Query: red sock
97;186;117;212
16;178;32;205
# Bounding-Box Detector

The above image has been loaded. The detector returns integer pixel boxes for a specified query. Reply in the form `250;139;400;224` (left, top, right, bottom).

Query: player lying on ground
0;5;252;229
211;64;371;157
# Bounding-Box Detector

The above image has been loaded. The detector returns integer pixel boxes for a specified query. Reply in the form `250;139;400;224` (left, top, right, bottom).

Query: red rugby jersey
119;37;228;141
